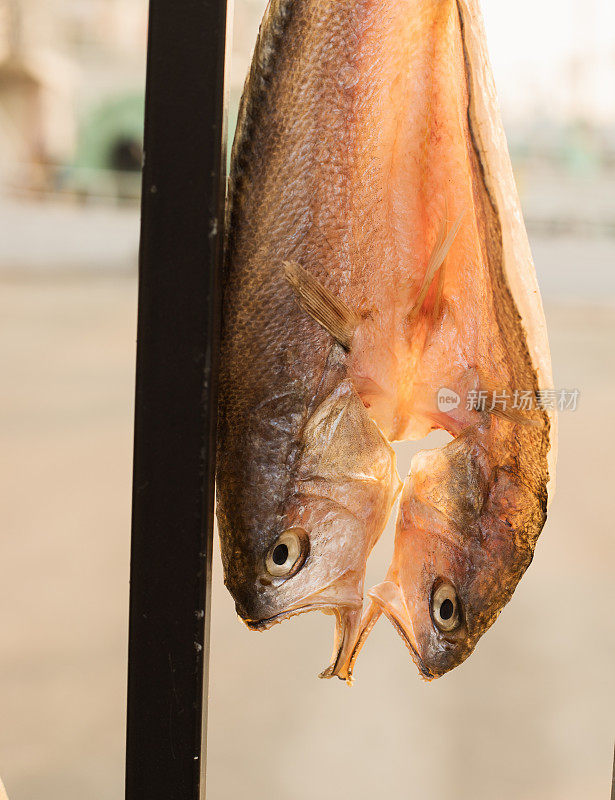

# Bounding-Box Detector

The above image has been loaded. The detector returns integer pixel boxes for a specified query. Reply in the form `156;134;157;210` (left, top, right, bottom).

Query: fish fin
478;373;542;428
431;199;454;323
407;217;447;324
283;261;360;350
488;405;542;428
407;209;465;325
432;253;447;322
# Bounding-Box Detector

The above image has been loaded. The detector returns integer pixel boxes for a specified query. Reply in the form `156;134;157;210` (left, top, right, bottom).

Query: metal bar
125;0;230;797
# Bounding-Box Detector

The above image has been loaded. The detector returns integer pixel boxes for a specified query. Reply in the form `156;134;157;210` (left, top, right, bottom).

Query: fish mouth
241;584;432;684
318;605;363;684
242;585;364;683
319;603;376;684
362;581;435;681
381;609;434;681
316;590;433;684
244;600;360;632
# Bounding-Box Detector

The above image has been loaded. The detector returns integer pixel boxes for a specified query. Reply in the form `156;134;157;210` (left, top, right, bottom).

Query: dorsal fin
283;261;360;350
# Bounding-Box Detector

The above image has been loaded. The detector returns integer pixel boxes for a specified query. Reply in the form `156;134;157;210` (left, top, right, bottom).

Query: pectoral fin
407;210;465;325
283;261;360;350
477;372;543;428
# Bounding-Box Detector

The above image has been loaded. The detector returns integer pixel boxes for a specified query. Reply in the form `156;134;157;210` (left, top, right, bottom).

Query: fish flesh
332;0;558;682
216;0;556;680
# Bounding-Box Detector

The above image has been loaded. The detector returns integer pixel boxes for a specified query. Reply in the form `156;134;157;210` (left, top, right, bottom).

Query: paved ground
0;196;139;276
3;189;615;300
0;270;613;799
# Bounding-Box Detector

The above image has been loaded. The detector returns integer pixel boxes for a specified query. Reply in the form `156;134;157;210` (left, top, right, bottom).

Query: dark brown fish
216;0;405;673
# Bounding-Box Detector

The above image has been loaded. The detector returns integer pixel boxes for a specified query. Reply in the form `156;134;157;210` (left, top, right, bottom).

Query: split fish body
217;0;410;668
217;0;556;679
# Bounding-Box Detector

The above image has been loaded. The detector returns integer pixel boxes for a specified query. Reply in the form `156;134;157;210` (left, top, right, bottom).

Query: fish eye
431;581;462;633
265;529;308;578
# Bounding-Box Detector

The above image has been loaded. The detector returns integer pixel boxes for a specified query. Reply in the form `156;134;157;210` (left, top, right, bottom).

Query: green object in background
67;88;241;199
562;121;601;175
69;92;145;199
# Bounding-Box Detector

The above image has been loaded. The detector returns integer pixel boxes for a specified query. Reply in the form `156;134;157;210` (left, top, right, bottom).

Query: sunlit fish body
217;0;556;680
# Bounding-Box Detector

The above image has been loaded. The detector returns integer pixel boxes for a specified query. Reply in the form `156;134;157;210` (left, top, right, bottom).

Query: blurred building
0;0;147;197
1;0;614;211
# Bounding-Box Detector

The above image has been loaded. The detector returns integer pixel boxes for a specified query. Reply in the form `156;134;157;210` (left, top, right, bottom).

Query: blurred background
0;0;613;798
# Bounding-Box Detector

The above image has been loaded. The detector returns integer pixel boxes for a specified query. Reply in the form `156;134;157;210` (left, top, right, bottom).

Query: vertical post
125;0;230;797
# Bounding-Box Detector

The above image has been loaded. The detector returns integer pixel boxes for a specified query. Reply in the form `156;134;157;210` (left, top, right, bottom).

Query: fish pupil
440;598;454;621
272;543;289;566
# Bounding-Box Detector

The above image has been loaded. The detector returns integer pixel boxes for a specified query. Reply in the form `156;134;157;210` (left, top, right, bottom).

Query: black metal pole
125;0;230;797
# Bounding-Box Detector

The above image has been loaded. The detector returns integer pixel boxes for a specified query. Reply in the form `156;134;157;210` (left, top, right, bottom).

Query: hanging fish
217;0;556;680
329;0;558;681
216;0;406;671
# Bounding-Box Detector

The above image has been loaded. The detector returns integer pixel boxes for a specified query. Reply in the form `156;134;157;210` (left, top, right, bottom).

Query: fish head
220;379;401;670
369;433;546;679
